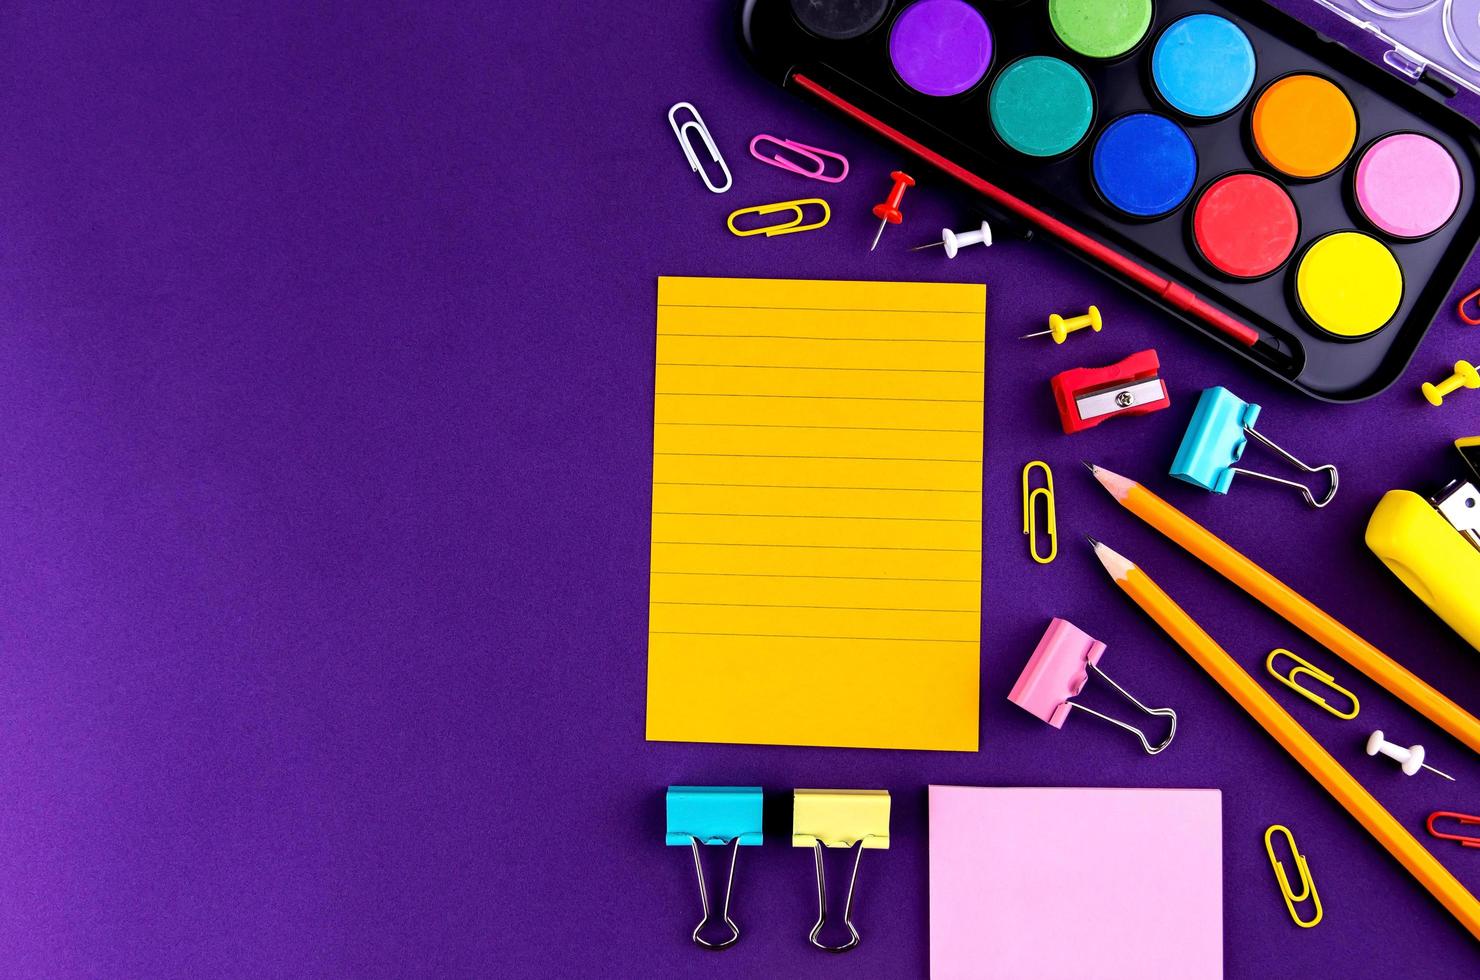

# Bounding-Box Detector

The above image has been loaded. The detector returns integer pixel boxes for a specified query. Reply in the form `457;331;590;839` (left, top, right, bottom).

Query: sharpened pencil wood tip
1086;462;1133;501
1089;538;1136;580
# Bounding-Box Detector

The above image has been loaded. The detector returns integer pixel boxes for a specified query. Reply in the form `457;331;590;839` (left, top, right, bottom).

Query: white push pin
1365;730;1454;781
911;220;993;258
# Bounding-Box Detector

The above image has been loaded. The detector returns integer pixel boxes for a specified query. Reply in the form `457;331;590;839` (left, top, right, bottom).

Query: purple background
2;1;1478;976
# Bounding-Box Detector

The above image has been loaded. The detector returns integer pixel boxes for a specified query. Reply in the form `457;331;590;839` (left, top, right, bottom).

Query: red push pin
870;170;915;252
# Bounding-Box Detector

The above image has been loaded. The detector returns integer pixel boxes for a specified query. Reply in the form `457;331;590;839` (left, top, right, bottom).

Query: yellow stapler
1365;437;1480;652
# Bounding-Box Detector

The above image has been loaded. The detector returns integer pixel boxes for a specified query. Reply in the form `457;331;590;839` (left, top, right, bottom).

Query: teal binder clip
665;786;763;949
1170;386;1338;508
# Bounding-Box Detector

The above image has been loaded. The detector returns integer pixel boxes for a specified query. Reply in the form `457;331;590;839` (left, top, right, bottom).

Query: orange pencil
1088;463;1480;756
1091;538;1480;941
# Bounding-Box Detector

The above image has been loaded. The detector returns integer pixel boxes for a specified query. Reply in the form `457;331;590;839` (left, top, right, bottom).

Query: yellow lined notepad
646;276;985;751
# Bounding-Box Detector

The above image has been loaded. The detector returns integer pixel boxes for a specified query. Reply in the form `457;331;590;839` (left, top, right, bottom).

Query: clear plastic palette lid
1313;0;1480;95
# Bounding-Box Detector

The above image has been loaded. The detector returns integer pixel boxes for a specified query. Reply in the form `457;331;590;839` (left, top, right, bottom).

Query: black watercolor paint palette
738;0;1480;401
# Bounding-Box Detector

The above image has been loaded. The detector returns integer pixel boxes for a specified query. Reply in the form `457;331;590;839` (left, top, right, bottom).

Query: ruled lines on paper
645;277;986;751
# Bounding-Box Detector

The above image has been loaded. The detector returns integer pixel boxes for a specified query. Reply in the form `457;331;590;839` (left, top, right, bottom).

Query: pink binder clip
1008;618;1177;755
748;135;849;183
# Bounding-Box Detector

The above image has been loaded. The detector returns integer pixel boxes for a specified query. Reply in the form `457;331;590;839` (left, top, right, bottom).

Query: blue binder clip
665;786;763;949
1170;387;1338;508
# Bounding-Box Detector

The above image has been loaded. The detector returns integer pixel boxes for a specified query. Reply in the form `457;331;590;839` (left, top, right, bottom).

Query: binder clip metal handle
1171;387;1338;508
1232;425;1339;509
1066;662;1178;755
688;836;741;949
808;838;866;953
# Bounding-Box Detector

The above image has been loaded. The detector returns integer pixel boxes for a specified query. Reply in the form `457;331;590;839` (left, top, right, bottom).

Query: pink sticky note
929;786;1222;980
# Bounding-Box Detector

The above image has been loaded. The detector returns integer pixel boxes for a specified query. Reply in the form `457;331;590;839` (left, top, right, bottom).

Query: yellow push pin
1421;360;1480;407
1021;305;1103;344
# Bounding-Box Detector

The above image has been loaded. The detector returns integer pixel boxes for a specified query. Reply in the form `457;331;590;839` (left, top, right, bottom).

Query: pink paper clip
1008;618;1177;755
748;135;849;183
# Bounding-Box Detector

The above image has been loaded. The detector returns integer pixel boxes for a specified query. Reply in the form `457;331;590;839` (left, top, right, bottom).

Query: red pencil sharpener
1050;349;1170;435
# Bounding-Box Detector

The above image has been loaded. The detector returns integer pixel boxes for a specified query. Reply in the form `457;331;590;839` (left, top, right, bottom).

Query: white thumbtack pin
910;220;993;258
1365;729;1454;781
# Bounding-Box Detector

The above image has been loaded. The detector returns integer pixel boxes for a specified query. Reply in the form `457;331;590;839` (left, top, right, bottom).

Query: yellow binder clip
726;198;830;238
1264;824;1322;928
792;789;890;953
1266;648;1359;720
1022;461;1056;564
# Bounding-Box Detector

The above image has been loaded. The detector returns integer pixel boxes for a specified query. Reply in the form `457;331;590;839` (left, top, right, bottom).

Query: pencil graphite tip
1085;534;1100;549
1082;460;1098;473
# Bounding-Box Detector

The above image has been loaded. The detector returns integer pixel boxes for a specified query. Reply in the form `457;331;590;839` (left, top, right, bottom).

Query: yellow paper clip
1022;461;1056;564
726;198;830;238
1264;824;1322;928
1266;648;1359;720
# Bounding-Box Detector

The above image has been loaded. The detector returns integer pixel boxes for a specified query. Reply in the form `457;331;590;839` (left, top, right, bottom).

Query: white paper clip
669;102;732;194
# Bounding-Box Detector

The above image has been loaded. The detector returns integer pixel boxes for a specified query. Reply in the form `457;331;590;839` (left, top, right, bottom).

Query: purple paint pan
888;0;993;98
